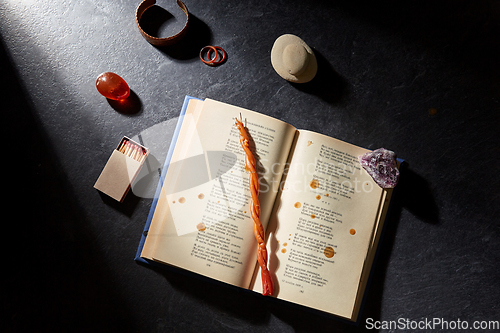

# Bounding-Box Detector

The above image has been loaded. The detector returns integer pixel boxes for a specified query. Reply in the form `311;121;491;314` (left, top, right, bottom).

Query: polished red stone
96;72;130;100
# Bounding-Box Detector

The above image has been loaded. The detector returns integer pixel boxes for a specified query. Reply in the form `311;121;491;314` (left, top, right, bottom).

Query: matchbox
94;137;149;202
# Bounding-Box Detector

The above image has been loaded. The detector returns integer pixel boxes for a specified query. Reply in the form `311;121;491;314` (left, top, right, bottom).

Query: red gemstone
96;72;130;100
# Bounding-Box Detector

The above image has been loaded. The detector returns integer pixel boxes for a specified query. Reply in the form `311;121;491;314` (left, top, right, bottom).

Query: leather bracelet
136;0;190;47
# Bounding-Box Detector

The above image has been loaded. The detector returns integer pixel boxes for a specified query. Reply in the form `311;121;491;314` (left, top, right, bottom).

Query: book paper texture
138;97;394;321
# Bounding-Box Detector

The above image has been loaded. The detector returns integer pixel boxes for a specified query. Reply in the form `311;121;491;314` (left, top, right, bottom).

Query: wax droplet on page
350;228;356;235
198;193;205;199
326;193;329;197
197;223;206;231
95;72;130;100
172;201;176;204
310;179;319;189
311;214;316;219
294;202;301;208
324;247;335;258
307;140;313;146
281;248;287;254
316;195;321;200
178;197;186;203
283;242;287;247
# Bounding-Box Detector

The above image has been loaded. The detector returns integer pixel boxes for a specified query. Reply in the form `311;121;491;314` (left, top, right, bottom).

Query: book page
149;99;297;288
253;130;386;319
141;99;205;259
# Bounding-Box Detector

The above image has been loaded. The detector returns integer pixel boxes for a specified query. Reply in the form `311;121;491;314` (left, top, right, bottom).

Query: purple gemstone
359;148;399;188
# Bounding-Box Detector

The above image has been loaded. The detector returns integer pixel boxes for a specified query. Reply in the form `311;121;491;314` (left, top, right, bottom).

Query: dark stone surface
2;0;499;332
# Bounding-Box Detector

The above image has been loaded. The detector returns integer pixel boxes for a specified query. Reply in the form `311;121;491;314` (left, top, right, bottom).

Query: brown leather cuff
135;0;190;47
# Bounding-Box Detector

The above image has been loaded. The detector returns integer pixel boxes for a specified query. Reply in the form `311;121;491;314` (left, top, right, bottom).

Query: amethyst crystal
359;148;399;188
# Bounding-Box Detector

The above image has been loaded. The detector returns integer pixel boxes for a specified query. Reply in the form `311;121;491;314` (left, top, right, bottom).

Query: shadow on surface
397;164;440;224
107;90;143;115
358;164;438;330
333;0;500;82
291;49;349;105
98;190;141;217
155;14;212;60
1;38;137;332
139;4;176;38
141;262;272;329
143;260;362;331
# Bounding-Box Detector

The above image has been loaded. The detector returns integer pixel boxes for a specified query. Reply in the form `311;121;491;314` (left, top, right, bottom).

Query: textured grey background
2;0;499;332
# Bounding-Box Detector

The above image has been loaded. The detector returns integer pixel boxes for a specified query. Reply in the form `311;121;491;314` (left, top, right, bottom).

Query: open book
136;96;396;321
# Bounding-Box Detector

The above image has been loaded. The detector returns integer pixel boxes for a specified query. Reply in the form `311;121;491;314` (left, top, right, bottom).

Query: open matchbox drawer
94;137;149;202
